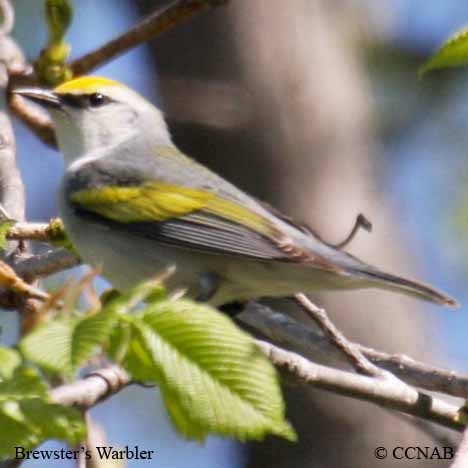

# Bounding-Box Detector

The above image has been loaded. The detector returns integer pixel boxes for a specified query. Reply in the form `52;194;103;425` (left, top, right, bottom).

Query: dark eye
88;93;108;107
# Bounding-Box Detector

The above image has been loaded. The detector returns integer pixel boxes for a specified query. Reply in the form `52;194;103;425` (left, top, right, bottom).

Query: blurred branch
7;222;54;242
0;0;27;254
0;0;14;35
0;111;24;239
8;93;57;146
85;416;125;468
0;259;50;300
0;0;46;335
451;427;468;468
160;77;254;129
69;0;228;76
13;248;80;279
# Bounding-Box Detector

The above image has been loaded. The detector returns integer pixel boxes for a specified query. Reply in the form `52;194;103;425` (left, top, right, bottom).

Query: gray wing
65;144;341;271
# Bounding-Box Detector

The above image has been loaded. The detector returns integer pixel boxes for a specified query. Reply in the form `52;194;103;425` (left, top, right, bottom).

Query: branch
50;366;130;408
8;92;57;147
256;339;465;432
69;0;228;76
0;0;27;253
49;347;465;435
237;301;468;399
0;259;50;301
7;222;52;241
13;248;80;279
0;111;24;232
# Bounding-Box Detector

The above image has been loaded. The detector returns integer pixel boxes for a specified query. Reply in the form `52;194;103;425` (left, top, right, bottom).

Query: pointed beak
11;87;62;109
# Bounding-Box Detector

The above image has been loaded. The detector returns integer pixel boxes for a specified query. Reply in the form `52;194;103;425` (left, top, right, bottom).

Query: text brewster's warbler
14;76;457;307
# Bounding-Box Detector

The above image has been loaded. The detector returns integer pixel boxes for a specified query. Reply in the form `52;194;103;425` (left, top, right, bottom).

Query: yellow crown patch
54;76;121;94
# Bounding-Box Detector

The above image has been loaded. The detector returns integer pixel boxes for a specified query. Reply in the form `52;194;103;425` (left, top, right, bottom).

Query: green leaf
0;366;84;458
20;307;119;376
71;306;120;368
0;365;47;401
0;219;14;250
419;26;468;75
123;299;296;442
0;346;21;379
20;277;167;377
69;280;166;368
20;319;76;376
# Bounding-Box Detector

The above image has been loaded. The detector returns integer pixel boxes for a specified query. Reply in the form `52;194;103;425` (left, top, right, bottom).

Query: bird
13;76;458;308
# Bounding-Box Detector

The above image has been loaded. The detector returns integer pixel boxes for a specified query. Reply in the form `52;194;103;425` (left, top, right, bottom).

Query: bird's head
13;76;171;163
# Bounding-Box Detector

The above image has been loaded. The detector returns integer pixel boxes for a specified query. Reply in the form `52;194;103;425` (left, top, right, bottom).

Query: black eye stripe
59;93;88;108
59;93;111;108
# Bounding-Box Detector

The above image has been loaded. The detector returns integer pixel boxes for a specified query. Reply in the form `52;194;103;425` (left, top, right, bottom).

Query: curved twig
69;0;228;76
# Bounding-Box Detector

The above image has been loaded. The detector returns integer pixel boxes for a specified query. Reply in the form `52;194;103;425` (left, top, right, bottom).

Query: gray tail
353;267;458;308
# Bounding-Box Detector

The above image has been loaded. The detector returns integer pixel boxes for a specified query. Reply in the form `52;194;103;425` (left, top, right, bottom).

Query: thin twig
293;293;383;376
7;222;51;241
360;345;468;399
333;213;372;249
69;0;228;76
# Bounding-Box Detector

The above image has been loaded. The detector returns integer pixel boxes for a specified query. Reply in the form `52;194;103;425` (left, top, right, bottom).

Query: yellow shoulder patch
70;182;212;223
55;76;121;95
70;182;277;237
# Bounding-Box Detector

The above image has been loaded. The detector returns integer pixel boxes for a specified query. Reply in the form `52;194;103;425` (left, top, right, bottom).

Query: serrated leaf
20;319;75;375
420;26;468;75
20;307;119;376
71;306;120;368
0;366;84;458
0;346;22;379
123;299;296;442
0;219;14;250
20;277;167;377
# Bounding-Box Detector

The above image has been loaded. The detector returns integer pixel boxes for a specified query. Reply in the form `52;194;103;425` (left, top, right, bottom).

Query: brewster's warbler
14;76;457;307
